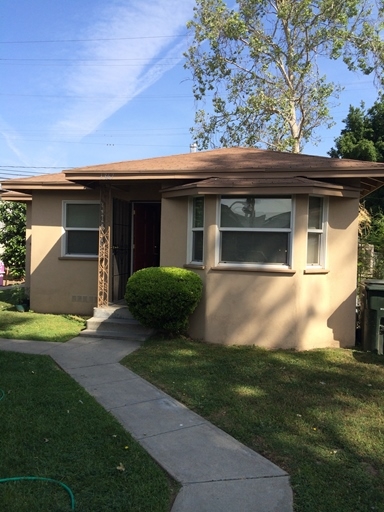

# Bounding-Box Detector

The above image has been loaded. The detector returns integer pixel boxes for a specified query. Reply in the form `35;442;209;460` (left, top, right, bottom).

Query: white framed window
189;196;204;263
62;201;100;257
218;196;292;266
307;196;327;266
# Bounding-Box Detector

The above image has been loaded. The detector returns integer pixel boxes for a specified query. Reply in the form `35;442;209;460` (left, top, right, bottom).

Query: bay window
219;197;292;265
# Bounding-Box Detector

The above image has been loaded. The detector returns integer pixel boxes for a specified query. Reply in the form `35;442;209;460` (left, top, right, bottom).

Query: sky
0;0;380;182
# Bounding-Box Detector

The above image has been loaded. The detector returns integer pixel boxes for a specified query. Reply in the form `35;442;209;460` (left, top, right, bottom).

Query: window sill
59;256;98;261
304;268;330;274
184;263;205;270
211;265;296;274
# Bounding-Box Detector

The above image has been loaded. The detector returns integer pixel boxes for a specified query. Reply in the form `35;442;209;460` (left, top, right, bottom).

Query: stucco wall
161;194;359;350
29;185;163;314
29;190;99;315
25;202;32;291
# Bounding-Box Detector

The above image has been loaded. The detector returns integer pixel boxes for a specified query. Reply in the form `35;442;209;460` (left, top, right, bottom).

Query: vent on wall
71;295;97;303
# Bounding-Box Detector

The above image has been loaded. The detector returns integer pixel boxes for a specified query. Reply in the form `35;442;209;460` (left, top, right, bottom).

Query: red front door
132;202;161;273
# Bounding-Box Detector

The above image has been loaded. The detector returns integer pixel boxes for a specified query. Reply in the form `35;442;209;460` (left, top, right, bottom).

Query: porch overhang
161;177;361;199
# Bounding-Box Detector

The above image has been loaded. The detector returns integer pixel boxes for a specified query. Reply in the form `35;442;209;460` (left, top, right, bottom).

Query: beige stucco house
2;147;384;350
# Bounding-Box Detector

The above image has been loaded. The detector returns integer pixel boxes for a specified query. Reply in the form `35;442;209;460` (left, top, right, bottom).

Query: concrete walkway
0;336;293;512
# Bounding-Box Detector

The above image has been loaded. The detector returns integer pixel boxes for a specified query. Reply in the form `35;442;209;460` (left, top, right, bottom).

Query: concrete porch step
80;329;152;342
92;304;136;321
80;304;154;341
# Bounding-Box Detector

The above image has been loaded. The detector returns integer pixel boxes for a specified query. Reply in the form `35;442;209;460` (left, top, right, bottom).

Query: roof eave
64;168;384;182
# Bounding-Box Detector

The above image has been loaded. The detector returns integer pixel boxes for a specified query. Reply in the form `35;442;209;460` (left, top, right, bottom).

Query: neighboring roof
162;177;361;199
0;190;32;202
0;172;88;194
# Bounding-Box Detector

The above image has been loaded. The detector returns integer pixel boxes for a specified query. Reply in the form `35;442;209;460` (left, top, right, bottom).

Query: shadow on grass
123;339;384;512
353;349;384;367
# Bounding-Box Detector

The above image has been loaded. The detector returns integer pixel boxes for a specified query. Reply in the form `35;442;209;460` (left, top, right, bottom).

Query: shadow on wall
190;270;323;350
327;291;357;348
190;254;357;350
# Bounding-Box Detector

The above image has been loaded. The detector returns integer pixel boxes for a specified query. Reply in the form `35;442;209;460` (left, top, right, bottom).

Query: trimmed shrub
125;267;203;334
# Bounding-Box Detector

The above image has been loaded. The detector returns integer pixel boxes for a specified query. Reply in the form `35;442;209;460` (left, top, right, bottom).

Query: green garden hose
0;476;75;510
0;391;75;509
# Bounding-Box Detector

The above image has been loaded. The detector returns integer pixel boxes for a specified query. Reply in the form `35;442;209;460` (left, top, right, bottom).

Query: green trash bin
361;280;384;354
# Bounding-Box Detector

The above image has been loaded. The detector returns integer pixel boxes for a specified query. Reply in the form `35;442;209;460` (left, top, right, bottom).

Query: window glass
308;196;323;230
193;197;204;228
221;232;289;264
221;197;291;229
307;197;325;266
64;202;100;256
66;203;100;228
307;232;321;265
67;231;99;255
192;231;204;262
218;197;292;266
190;197;204;263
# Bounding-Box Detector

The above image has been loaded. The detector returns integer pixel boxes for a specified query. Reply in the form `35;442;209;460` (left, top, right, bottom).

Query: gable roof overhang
162;177;361;198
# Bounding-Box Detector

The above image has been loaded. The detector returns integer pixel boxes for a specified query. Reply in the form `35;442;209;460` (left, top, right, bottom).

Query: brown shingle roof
3;148;384;197
0;172;87;193
64;147;384;177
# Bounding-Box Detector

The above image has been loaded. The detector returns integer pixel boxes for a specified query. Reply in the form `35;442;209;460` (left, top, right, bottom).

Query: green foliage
358;209;384;284
10;285;29;307
329;98;384;162
0;201;26;279
125;267;203;334
329;96;384;214
185;0;384;153
365;211;384;251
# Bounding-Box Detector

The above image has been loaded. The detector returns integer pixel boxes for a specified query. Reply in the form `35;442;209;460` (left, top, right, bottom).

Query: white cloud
0;116;30;165
52;0;195;139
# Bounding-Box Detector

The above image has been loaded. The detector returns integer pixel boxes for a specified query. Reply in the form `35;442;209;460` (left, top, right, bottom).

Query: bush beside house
125;267;203;335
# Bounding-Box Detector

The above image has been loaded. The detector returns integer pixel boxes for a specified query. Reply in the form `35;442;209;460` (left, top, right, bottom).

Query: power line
0;35;188;44
0;57;182;62
0;93;193;99
0;62;185;68
0;165;72;169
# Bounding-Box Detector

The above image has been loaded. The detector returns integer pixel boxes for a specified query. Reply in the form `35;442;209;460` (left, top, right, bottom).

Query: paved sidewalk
0;337;293;512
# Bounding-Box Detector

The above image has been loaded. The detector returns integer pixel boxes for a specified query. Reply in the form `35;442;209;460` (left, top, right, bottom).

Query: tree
329;97;384;162
329;96;384;213
0;201;26;279
185;0;384;153
330;97;384;280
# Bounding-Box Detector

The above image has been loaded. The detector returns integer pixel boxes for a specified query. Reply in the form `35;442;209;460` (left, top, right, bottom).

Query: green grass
122;337;384;512
0;351;176;512
0;289;86;342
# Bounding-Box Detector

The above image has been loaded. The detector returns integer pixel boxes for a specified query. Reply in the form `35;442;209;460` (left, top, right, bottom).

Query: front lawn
122;337;384;512
0;351;176;511
0;288;86;342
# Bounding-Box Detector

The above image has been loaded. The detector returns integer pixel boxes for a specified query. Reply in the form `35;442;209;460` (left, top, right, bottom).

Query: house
2;147;384;350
